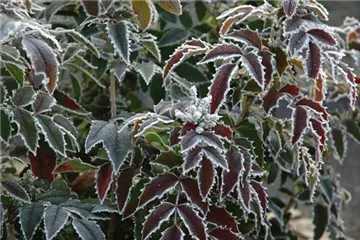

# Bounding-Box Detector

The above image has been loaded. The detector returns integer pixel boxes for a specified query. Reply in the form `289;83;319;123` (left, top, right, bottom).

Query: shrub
0;0;359;239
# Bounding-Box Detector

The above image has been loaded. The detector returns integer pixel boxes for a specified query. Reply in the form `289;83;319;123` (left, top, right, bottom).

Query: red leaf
180;178;208;215
296;98;328;120
53;90;88;115
202;146;228;170
259;51;274;86
289;30;309;56
292;106;309;145
170;127;181;145
239;181;251;211
307;29;337;46
312;74;324;102
221;149;243;199
184;39;207;48
209;63;237;114
116;167;137;212
279;84;300;95
225;28;262;49
284;13;319;33
142;202;176;240
177;204;207;240
180;123;197;136
306;41;321;79
262;87;281;114
213;124;232;140
139;172;179;207
96;163;113;204
250;180;267;218
209;228;242;240
29;146;56;183
310;118;326;151
161;225;184;240
241;52;265;90
200;43;242;64
198;157;215;199
283;0;298;17
80;0;99;16
184;146;203;172
163;49;186;80
207;206;239;233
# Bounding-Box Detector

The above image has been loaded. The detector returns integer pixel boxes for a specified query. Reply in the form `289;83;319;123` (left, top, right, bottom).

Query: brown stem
109;69;117;121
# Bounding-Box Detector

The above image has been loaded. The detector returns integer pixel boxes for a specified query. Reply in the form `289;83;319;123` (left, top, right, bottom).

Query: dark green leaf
69;73;82;102
313;203;329;240
12;86;34;107
140;39;161;62
158;28;188;47
12;108;38;153
52;114;77;138
36;190;77;205
72;218;105;240
1;180;30;202
107;21;129;63
63;30;100;58
195;1;207;21
32;91;55;114
344;119;360;143
20;203;44;240
180;11;193;29
44;205;70;240
175;63;207;83
5;63;24;85
0;110;11;142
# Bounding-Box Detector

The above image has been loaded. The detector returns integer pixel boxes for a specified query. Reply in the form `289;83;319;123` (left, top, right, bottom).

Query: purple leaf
96;163;113;204
307;29;336;46
180;177;208;215
116;167;137;212
138;173;179;207
199;43;242;64
259;51;274;85
202;146;228;170
250;180;267;218
279;84;300;95
160;225;185;240
200;131;224;150
291;106;309;145
310;118;326;151
221;149;244;199
239;181;251;211
142;202;176;240
180;131;202;152
29;145;56;183
241;52;265;90
225;28;262;49
283;13;319;33
177;204;207;240
288;30;309;56
184;146;203;172
283;0;298;17
209;228;242;240
305;41;321;79
296;98;328;120
207;206;239;233
198;157;215;199
209;63;238;114
262;87;282;114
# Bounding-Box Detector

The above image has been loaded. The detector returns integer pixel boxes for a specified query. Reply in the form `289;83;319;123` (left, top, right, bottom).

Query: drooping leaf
241;52;265;90
288;30;309;56
180;177;208;214
206;206;239;233
138;172;179;207
96;162;113;204
283;0;298;17
142;202;176;240
107;21;129;63
313;203;329;240
29;144;57;183
250;180;267;218
199;43;242;64
53;158;96;173
72;218;105;240
225;28;262;49
116;167;137;212
296;98;328;120
310;118;326;151
20;203;44;240
32;91;55;114
44;205;70;240
12;108;38;153
202;146;228;170
1;180;30;202
85;121;132;172
259;51;274;85
305;41;321;79
222;149;244;199
36;114;66;156
291;106;308;145
177;204;207;240
155;0;182;15
209;63;237;114
198;157;215;199
209;227;241;240
22;37;59;94
160;225;185;240
307;29;336;46
12;86;35;107
132;0;154;30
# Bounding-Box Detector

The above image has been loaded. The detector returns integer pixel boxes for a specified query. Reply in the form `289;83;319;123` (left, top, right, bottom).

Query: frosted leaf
72;218;105;240
241;52;265;90
44;205;70;240
155;0;182;15
107;21;130;63
160;225;185;240
134;62;156;85
20;203;44;240
33;91;55;114
288;30;309;56
199;43;243;64
225;28;262;49
1;180;30;203
177;204;207;240
283;0;298;17
291;106;309;145
305;41;321;80
198;157;215;199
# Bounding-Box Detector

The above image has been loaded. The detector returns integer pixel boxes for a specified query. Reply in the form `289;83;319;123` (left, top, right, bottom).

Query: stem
107;176;117;240
234;95;254;128
109;69;117;121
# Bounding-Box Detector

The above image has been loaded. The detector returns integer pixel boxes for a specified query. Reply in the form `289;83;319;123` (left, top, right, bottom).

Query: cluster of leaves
0;0;359;239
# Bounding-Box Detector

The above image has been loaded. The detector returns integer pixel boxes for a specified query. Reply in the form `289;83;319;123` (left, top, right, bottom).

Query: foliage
0;0;359;239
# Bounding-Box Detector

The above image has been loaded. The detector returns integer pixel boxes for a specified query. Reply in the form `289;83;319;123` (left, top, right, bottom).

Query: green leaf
344;119;360;143
53;158;96;173
72;218;105;240
331;127;347;162
145;132;168;151
140;39;161;62
180;11;193;29
44;205;70;240
111;60;128;83
175;62;207;83
12;86;35;107
32;91;55;114
158;28;189;47
70;73;82;102
35;114;66;156
62;29;100;58
313;203;329;240
68;63;105;88
36;190;77;205
0;110;11;142
195;1;207;21
1;180;30;202
85;121;132;172
20;203;44;240
5;63;24;85
134;62;156;85
52;114;77;138
44;1;75;21
12;108;38;153
155;0;182;15
107;21;129;63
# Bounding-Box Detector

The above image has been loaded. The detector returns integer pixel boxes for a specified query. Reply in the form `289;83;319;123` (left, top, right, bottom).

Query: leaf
132;0;154;30
180;178;208;214
12;86;35;107
53;158;96;173
72;218;105;240
52;114;77;138
292;106;308;145
53;90;89;115
134;61;156;85
116;167;137;212
96;163;113;204
283;0;298;17
181;131;224;152
80;0;99;16
140;39;161;62
222;149;244;199
288;30;309;56
155;0;182;15
20;203;44;240
279;84;300;95
142;202;176;240
207;206;239;233
198;157;215;199
209;63;237;114
239;181;251;211
344;119;360;143
85;121;132;172
0;110;11;142
202;146;228;170
44;205;70;240
209;228;241;240
107;21;129;63
305;41;321;79
160;225;185;240
307;29;336;46
112;60;128;83
199;43;242;64
241;52;265;90
12;108;38;153
1;180;30;202
331;127;347;161
183;146;203;172
29;144;57;183
22;37;59;94
262;87;282;114
36;190;76;205
0;201;3;239
250;180;267;218
177;204;207;240
158;28;189;47
283;13;319;33
138;172;179;207
296;98;328;120
259;51;274;85
5;63;24;84
32;91;55;114
36;114;66;156
225;28;262;49
310;118;326;151
313;203;329;240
